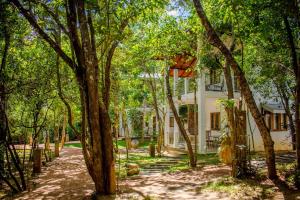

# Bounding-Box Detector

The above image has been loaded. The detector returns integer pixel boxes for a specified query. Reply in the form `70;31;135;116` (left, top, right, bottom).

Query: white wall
164;75;293;152
246;109;293;151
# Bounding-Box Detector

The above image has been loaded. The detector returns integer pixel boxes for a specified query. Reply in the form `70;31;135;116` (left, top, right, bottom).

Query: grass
202;176;275;199
64;140;151;149
64;143;82;148
63;140;221;178
115;152;220;178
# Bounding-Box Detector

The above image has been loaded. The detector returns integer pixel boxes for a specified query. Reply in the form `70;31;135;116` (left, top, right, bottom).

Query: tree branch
10;0;77;71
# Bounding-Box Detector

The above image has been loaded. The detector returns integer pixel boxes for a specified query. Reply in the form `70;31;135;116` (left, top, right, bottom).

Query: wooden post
149;143;155;157
55;141;59;157
54;127;59;157
33;149;42;173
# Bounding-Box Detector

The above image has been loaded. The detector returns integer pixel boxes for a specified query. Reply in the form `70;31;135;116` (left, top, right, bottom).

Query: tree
166;66;196;167
11;0;167;195
192;0;277;179
0;1;11;188
11;0;116;194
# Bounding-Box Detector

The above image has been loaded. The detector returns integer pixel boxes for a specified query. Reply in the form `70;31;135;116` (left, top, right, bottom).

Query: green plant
179;105;188;118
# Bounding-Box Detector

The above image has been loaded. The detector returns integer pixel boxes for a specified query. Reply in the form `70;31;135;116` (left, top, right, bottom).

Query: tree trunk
0;7;10;186
44;130;50;151
54;126;59;157
11;0;117;194
276;83;296;150
283;15;300;169
223;60;238;177
192;0;276;179
147;73;164;156
60;111;67;149
165;67;196;167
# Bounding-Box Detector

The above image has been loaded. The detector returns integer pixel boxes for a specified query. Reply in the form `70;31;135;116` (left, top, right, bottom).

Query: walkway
8;146;299;200
13;147;94;200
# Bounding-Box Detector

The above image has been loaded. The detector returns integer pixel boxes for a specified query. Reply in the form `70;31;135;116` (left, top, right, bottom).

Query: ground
3;142;300;200
10;147;94;200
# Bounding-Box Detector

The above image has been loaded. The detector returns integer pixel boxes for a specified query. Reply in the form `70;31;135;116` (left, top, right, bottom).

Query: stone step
142;169;163;172
151;163;178;166
143;166;168;170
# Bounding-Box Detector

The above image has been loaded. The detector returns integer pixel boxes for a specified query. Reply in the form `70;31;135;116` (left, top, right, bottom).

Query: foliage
127;109;144;137
179;105;188;118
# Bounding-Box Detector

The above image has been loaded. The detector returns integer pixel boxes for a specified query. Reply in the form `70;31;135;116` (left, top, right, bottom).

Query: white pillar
164;68;169;146
165;107;170;146
173;69;179;148
198;72;206;153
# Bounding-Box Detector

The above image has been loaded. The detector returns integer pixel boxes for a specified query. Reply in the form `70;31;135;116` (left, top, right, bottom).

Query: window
266;112;288;131
274;113;281;130
170;117;174;127
211;112;220;130
210;69;221;85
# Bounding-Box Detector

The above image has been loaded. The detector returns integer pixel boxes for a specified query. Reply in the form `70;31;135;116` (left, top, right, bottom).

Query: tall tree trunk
165;67;196;167
121;106;131;160
192;0;276;179
223;60;238;177
283;15;300;169
147;73;164;156
276;83;296;149
0;3;10;185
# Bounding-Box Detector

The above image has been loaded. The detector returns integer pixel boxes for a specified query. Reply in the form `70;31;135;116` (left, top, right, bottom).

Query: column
173;69;179;148
198;72;206;153
164;67;169;146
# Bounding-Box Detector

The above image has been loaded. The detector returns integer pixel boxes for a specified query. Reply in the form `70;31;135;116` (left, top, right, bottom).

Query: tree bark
223;60;238;177
146;72;164;156
192;0;277;179
284;15;300;169
165;67;196;167
0;3;10;186
276;83;295;149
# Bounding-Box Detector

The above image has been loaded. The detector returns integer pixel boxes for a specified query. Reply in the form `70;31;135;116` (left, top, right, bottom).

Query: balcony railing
205;84;225;91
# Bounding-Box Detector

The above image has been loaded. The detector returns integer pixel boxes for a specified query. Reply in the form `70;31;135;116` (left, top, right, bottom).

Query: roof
169;54;197;78
262;103;285;114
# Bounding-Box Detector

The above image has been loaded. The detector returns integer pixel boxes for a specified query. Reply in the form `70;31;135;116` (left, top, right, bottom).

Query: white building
119;107;159;139
164;55;293;153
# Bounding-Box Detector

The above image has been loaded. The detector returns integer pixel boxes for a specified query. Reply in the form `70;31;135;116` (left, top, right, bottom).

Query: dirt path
9;147;232;200
13;147;94;200
122;166;232;200
8;146;298;200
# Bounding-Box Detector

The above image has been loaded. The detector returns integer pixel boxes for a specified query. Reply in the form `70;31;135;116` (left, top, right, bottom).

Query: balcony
205;83;225;92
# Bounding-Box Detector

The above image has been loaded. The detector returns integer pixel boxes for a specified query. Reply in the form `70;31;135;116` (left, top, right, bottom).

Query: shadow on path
11;148;94;200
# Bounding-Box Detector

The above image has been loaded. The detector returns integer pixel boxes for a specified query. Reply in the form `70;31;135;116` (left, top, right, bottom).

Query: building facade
164;66;293;153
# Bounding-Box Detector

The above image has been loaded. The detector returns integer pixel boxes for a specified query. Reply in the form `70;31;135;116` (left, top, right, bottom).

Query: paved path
13;147;94;200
